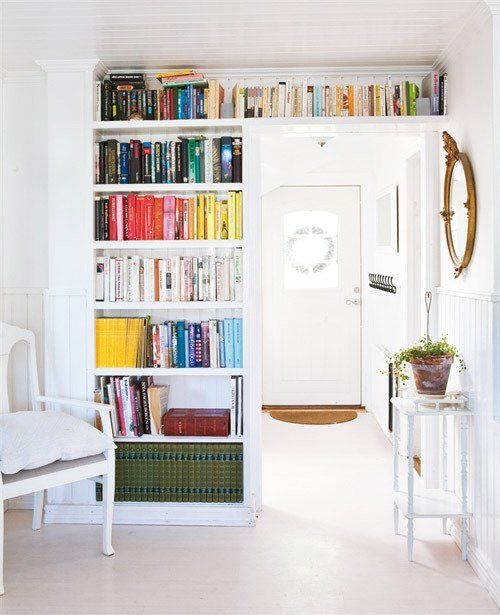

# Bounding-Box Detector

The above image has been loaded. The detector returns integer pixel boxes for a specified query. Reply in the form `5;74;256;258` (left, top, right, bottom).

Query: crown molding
485;1;500;15
36;58;107;77
434;1;492;71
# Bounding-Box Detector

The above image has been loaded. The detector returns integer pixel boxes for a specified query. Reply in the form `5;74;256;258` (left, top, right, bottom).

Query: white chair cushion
0;411;116;474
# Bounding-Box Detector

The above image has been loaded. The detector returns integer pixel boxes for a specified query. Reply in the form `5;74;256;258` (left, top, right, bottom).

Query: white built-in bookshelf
86;66;449;527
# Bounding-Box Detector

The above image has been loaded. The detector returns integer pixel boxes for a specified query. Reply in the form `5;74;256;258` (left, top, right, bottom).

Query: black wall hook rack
368;274;397;294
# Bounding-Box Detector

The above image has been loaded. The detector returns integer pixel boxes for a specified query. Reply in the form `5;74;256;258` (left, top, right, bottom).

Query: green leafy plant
387;336;466;382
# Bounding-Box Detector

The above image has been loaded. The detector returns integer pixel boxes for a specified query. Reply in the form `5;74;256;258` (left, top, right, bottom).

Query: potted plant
389;336;465;397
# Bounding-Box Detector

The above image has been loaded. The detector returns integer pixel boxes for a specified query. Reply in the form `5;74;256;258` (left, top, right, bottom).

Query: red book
162;408;230;437
123;195;130;240
127;194;136;240
109;195;117;240
153;197;163;240
145;195;155;240
136;195;145;240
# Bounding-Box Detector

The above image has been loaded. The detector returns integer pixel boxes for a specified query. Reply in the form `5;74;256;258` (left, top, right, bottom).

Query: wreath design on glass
285;224;337;276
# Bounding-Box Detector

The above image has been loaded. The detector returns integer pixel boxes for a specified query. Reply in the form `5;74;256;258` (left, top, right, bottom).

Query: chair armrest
36;395;114;438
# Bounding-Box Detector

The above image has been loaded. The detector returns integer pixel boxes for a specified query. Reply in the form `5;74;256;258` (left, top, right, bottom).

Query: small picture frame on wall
375;185;399;253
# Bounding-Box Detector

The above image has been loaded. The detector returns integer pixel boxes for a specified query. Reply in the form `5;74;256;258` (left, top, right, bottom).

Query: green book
194;141;202;183
188;139;197;183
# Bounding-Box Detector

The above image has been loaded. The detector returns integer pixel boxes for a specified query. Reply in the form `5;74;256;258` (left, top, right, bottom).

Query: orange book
153;197;163;240
188;198;195;240
348;85;355;117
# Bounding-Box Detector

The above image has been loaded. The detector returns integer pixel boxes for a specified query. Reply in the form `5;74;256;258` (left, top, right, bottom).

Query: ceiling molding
434;1;492;71
35;58;105;74
484;1;500;15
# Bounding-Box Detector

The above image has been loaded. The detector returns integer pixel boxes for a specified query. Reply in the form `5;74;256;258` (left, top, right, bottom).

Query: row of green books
96;443;243;503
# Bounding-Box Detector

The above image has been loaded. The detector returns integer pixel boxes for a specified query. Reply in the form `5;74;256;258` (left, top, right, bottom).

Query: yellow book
215;201;221;240
197;194;205;239
220;200;229;240
228;192;236;240
206;194;216;240
235;191;243;240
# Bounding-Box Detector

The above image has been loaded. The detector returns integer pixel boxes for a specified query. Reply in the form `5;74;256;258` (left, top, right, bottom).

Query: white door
262;186;361;406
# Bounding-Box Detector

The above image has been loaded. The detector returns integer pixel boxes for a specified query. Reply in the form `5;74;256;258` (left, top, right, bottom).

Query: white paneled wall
439;290;500;605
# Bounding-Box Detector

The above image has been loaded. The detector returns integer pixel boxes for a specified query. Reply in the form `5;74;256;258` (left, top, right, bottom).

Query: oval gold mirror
441;132;477;278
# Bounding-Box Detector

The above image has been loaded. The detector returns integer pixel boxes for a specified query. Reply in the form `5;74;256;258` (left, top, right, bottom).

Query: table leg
407;414;415;561
407;517;414;561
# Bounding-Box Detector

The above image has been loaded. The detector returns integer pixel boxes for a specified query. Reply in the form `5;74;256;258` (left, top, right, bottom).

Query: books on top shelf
232;74;447;118
95;375;169;436
97;71;225;121
95;317;243;369
95;136;242;184
94;192;243;241
95;250;243;304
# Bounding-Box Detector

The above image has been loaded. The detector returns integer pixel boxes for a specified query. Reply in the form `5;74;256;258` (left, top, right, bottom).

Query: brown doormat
269;409;358;425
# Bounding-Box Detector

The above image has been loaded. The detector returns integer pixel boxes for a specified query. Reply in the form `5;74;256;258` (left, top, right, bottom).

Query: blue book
151;144;156;183
218;321;226;368
194;323;202;368
176;321;186;368
171;322;178;367
224;318;235;368
161;142;167;183
119;143;130;183
177;90;183;119
184;327;189;368
188;323;196;368
220;137;233;183
233;319;243;368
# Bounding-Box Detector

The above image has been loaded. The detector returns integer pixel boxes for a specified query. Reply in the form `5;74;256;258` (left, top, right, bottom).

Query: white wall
437;10;500;605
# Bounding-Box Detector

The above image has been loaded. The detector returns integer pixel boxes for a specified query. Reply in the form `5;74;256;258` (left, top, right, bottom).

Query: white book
106;382;119;437
237;376;243;436
209;319;218;367
278;81;286;117
165;259;172;301
234;248;243;302
216;259;223;301
172;256;180;302
95;257;105;301
103;256;110;302
230;376;237;436
285;80;292;117
228;257;235;301
95;81;101;121
130;256;140;302
224;258;231;301
148;258;156;302
179;257;186;301
159;259;166;302
109;258;116;302
192;257;199;300
123;257;130;302
202;256;209;301
209;256;217;302
115;257;123;301
120;377;134;436
302;78;308;118
197;259;203;301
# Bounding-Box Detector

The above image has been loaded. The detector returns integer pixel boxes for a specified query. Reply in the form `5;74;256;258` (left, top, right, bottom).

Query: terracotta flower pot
409;355;454;397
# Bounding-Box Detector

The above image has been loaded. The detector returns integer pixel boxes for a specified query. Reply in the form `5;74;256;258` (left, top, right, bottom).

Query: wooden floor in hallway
1;413;497;614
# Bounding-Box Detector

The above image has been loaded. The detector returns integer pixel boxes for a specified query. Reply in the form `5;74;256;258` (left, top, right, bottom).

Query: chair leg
0;499;5;595
102;460;115;556
32;490;45;531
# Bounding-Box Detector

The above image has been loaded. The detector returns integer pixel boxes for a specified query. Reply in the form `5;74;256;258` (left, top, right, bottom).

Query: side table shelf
391;395;472;561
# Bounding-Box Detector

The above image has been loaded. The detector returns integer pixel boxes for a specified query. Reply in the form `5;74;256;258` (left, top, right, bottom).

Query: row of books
232;79;431;118
96;442;244;503
95;317;243;368
95;252;243;303
95;137;242;184
94;192;243;241
95;375;169;436
97;77;225;121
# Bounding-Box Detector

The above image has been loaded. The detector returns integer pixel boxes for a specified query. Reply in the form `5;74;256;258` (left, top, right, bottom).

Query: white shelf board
94;368;245;377
93;119;244;133
114;435;243;443
395;489;471;519
94;301;243;310
94;183;243;193
93;240;244;249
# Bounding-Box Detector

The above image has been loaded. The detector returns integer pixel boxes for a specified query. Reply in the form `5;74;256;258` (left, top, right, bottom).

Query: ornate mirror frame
441;131;477;278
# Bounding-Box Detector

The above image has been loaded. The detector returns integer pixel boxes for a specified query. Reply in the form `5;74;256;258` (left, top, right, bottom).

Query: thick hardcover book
162;408;230;437
106;139;118;184
130;140;142;183
212;138;221;183
119;143;130;183
102;80;112;121
232;137;242;183
142;142;152;183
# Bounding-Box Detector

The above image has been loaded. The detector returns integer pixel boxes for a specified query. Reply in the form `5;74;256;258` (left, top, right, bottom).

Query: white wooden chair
0;322;115;595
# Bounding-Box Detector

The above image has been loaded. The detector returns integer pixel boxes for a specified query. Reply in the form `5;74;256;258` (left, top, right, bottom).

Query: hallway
1;413;496;614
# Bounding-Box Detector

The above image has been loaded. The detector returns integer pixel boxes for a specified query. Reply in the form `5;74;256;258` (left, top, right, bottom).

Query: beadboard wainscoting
438;288;500;605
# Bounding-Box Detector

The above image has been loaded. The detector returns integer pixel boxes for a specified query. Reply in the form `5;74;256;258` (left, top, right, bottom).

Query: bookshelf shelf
93;118;244;133
94;240;244;250
94;183;243;193
114;435;243;443
94;368;246;377
94;301;243;310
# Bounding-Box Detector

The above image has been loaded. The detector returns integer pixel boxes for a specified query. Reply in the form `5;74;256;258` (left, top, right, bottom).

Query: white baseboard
43;503;256;527
451;521;500;608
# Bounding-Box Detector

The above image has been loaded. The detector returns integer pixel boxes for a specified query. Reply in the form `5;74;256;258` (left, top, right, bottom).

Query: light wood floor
2;413;496;614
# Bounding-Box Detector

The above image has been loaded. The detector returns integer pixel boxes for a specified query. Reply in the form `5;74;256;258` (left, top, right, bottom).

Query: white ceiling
1;0;486;72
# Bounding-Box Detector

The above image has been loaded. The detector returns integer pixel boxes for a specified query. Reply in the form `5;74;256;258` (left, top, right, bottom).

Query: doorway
262;185;361;406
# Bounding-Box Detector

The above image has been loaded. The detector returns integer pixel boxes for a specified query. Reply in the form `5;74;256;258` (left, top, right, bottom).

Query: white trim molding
437;286;500;302
36;59;107;79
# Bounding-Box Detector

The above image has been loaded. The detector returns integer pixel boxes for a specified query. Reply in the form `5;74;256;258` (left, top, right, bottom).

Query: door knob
346;299;360;306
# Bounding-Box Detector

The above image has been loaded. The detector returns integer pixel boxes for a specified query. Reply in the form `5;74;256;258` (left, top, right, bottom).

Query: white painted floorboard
2;414;497;614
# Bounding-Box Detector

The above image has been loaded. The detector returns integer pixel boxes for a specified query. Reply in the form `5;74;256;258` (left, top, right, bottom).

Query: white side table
391;395;472;561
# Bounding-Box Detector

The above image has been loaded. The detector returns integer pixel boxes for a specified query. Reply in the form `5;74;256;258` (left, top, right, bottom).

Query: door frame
261;182;363;406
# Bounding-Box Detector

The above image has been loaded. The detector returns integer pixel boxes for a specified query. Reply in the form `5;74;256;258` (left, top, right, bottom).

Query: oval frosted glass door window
284;210;339;288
